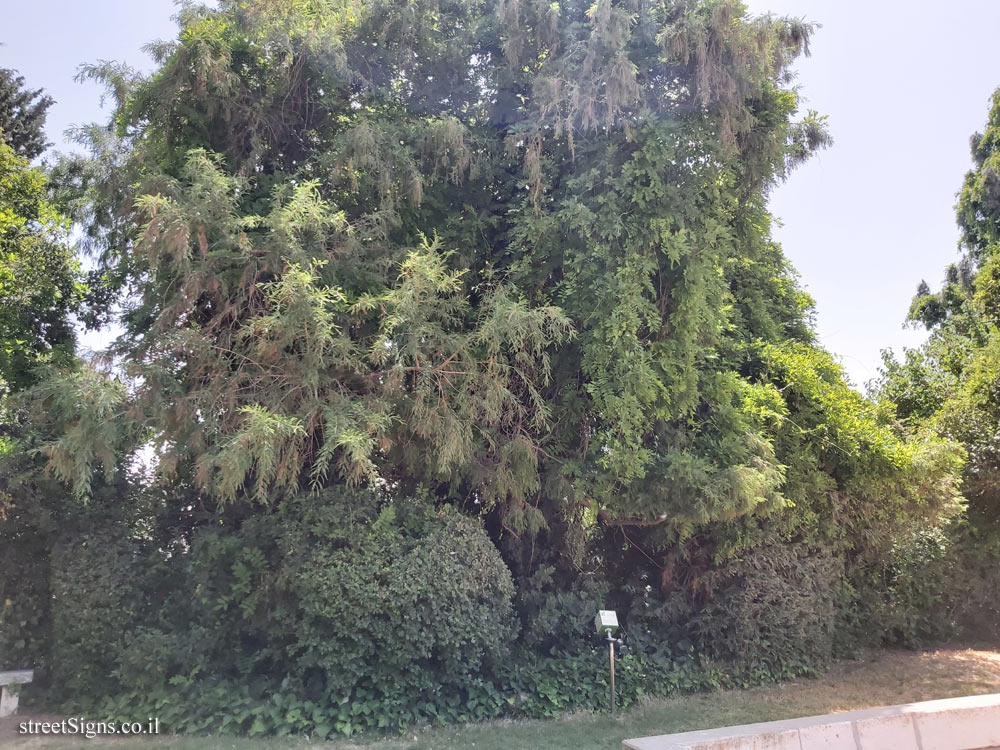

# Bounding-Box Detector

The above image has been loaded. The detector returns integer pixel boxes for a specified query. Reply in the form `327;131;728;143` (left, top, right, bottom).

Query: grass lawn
3;646;1000;750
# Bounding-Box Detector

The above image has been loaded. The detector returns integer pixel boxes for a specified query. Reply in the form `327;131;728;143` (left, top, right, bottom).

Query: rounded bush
131;489;521;733
271;492;518;713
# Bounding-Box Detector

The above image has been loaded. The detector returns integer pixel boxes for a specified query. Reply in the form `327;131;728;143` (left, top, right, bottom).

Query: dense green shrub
23;486;739;737
691;544;841;682
0;459;67;676
62;489;520;735
873;528;957;647
946;521;1000;639
0;465;156;695
873;522;1000;646
47;529;144;704
0;513;50;673
515;569;611;654
14;482;995;738
626;540;842;685
273;495;517;713
837;519;1000;652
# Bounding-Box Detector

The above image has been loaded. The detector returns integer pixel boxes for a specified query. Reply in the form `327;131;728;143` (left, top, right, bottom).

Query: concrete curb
622;693;1000;750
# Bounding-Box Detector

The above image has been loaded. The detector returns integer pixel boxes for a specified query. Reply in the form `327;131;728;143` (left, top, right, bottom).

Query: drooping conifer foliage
2;0;970;736
40;0;956;540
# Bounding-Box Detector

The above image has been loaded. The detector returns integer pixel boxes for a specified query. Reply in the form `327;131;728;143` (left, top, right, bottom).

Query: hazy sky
4;0;999;389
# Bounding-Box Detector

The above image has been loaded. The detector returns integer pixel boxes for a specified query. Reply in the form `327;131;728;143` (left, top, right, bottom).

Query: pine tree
0;68;53;160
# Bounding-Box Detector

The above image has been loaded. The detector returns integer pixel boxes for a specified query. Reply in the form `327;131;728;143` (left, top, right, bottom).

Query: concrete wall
0;671;33;719
623;693;1000;750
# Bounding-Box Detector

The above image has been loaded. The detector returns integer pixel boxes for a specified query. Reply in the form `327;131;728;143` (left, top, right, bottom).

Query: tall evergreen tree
36;0;959;586
0;68;53;160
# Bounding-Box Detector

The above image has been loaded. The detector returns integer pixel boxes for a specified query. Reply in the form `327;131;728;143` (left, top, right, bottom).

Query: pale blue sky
3;0;999;389
743;0;1000;388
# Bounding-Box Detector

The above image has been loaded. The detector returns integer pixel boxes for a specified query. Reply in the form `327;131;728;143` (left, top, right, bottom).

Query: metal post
609;637;616;717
